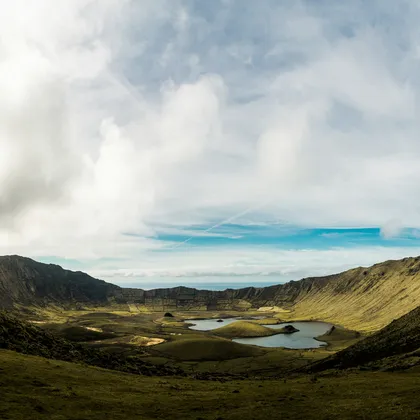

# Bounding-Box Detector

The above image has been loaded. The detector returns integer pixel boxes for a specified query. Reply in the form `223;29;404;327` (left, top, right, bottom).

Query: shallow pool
187;318;332;349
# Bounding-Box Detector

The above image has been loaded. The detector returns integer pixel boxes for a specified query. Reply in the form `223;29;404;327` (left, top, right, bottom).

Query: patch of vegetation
45;325;118;342
317;326;360;341
315;326;361;350
211;321;283;338
248;318;282;325
152;337;266;361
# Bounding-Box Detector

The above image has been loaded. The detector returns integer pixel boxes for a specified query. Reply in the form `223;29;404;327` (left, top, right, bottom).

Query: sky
2;0;420;289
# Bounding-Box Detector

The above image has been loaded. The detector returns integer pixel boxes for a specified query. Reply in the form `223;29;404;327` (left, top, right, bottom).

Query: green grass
0;311;182;376
44;325;118;342
3;349;420;419
8;309;349;376
316;326;362;351
248;318;282;325
162;348;326;376
211;321;281;338
151;337;266;361
307;304;420;372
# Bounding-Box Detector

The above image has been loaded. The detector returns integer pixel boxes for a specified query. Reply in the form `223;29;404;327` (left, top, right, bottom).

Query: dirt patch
84;327;103;333
129;336;166;346
257;306;291;313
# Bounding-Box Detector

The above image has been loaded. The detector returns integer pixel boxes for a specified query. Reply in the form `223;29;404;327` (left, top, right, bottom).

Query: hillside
305;304;420;372
0;255;119;309
0;311;182;376
3;254;420;331
3;349;420;419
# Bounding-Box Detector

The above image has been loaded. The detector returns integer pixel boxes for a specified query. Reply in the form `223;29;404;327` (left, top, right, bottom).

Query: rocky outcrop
282;325;299;334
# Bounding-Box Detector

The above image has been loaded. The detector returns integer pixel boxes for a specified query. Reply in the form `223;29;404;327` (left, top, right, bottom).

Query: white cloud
86;245;420;286
380;219;403;239
1;1;420;279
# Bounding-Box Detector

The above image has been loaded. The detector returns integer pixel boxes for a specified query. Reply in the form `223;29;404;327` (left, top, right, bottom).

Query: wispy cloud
85;245;420;286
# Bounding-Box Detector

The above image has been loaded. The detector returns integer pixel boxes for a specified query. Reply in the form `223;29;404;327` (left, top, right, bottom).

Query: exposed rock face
3;255;420;331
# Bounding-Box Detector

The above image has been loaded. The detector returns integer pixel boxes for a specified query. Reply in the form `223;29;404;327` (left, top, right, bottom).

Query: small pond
188;318;332;349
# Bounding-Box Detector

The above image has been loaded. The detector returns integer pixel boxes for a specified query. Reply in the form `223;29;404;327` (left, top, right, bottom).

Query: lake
188;317;332;349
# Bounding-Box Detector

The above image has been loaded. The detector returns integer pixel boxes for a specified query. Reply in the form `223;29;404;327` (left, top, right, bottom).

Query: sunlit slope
273;258;420;331
305;303;420;372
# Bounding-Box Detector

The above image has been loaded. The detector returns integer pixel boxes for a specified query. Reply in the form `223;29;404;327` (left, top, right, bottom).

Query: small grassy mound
249;318;282;325
46;325;118;342
153;337;265;361
211;321;281;338
317;326;360;342
78;312;123;320
155;316;186;327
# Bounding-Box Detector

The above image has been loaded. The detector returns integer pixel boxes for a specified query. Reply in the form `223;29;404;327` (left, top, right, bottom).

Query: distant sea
116;281;281;291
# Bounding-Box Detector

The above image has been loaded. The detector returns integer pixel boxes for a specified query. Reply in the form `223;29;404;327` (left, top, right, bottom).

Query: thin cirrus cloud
1;0;420;286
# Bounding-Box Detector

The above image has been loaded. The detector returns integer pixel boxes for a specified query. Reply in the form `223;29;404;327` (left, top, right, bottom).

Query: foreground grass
2;349;420;420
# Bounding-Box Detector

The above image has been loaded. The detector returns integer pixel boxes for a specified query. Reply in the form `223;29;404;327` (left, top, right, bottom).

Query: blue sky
154;225;420;248
3;1;420;288
37;224;420;289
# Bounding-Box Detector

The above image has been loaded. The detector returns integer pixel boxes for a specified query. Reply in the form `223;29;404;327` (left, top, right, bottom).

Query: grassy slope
0;311;182;376
152;337;266;361
306;304;420;372
316;326;362;351
211;321;281;338
44;325;118;342
279;257;420;332
2;349;420;420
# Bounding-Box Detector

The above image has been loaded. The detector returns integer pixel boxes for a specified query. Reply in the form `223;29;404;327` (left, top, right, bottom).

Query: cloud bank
2;1;420;284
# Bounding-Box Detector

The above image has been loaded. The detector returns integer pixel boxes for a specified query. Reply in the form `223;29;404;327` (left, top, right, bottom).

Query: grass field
4;306;420;419
150;337;266;361
17;308;360;376
2;349;420;420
